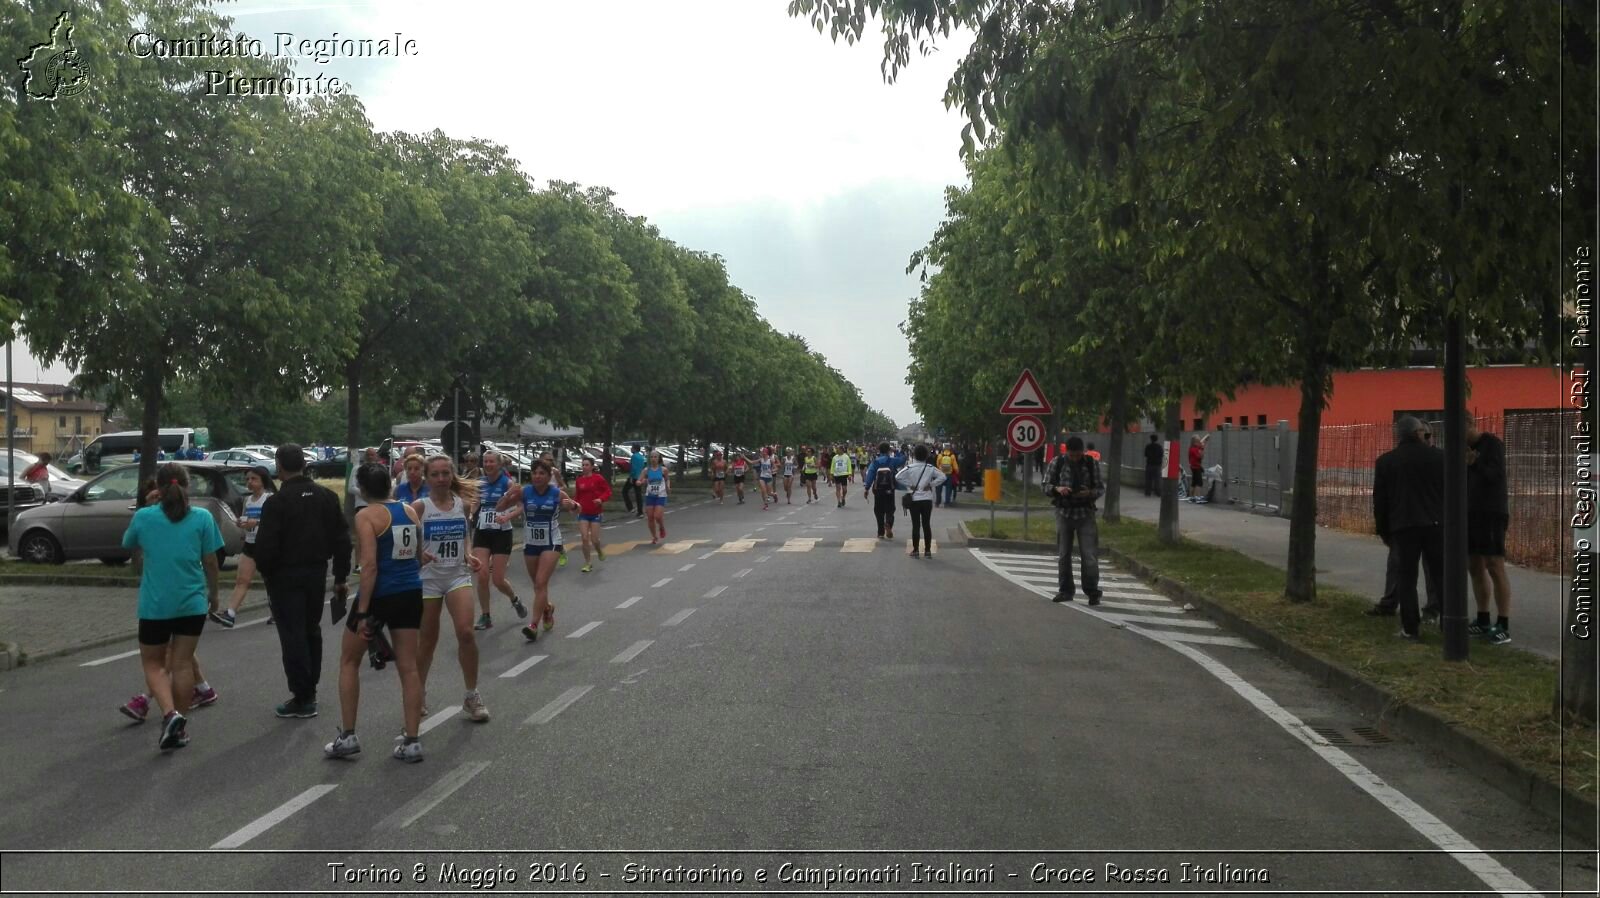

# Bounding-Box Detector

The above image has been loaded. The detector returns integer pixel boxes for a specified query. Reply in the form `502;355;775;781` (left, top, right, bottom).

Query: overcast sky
25;0;972;428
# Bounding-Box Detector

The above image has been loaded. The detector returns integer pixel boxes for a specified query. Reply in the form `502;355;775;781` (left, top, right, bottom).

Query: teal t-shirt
121;505;224;620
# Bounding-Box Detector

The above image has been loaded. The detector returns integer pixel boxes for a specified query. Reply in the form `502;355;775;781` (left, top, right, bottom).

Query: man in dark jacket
1372;416;1444;640
1045;437;1105;605
254;444;352;718
1143;434;1163;496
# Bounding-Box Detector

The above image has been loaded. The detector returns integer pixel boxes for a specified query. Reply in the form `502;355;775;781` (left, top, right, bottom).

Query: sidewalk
0;580;271;667
1107;491;1565;660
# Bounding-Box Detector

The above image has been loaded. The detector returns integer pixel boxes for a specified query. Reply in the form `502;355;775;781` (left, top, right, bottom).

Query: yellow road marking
778;538;821;552
841;538;878;553
651;540;707;555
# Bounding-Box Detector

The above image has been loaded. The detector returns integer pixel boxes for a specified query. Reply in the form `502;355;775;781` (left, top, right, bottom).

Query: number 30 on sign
1008;415;1046;454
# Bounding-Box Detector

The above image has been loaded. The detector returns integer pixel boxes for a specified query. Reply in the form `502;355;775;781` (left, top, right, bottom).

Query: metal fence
1116;424;1299;514
1316;412;1569;572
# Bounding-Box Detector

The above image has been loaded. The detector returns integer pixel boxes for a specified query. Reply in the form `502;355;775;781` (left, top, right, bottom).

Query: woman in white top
213;466;275;628
781;447;796;505
895;444;948;558
413;455;488;722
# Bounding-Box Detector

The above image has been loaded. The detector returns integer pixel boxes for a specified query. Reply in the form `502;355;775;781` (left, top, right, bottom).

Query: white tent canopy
390;416;582;442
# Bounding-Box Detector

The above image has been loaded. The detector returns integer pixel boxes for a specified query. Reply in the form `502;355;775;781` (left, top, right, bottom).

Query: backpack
873;463;896;495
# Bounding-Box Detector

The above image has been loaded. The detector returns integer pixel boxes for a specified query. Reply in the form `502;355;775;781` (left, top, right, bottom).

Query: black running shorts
348;588;424;633
472;528;513;556
1467;515;1508;557
139;614;206;646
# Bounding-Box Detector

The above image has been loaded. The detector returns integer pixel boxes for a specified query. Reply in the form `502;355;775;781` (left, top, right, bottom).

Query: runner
639;449;670;543
539;450;570;568
469;451;528;631
120;464;222;751
572;457;611;573
413;455;489;724
800;446;820;503
710;450;728;504
757;446;776;510
935;444;960;507
324;463;428;762
211;466;276;628
730;449;749;505
830;445;854;507
493;460;578;642
781;446;796;504
392;452;430;504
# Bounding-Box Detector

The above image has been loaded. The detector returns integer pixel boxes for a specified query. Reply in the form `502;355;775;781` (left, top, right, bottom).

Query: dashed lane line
662;608;696;627
567;621;603;639
733;568;753;579
652;577;673;588
418;704;461;736
212;785;338;849
704;586;728;598
498;655;548;678
80;649;140;668
375;762;491;831
524;685;593;725
679;563;696;572
611;640;654;664
698;551;716;560
616;596;644;609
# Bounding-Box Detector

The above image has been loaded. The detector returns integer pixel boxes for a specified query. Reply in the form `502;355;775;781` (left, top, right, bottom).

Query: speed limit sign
1007;415;1046;454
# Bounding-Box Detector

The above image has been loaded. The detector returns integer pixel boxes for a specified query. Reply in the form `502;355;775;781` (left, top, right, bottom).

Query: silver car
7;462;247;565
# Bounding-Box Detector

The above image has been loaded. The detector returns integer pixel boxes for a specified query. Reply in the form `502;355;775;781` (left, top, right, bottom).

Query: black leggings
910;499;933;551
873;494;896;536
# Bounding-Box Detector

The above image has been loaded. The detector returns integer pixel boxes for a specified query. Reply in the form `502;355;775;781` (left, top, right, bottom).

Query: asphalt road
0;490;1589;895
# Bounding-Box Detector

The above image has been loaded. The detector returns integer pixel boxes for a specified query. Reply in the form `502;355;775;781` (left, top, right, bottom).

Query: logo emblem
19;12;89;101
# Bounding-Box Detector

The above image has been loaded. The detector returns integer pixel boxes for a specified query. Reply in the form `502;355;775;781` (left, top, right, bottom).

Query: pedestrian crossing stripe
841;538;878;553
778;538;822;552
715;539;763;553
651;540;707;555
601;540;647;556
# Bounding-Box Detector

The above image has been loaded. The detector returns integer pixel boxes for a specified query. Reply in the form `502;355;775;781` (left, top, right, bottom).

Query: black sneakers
1085;590;1102;606
1052;592;1075;603
159;712;188;750
1364;605;1397;617
275;698;318;719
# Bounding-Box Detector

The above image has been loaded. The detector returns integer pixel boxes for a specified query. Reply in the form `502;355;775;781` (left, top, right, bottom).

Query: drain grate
1308;724;1393;746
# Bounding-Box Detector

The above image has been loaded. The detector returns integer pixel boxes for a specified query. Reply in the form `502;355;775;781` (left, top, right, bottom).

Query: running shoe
324;729;361;759
275;698;318;718
393;740;424;763
463;691;490;722
158;712;188;751
596;550;606;561
542;602;555;632
660;528;666;539
121;693;150;723
1484;626;1511;645
265;616;274;625
558;554;568;568
909;549;920;558
521;625;539;642
650;537;659;546
510;595;528;619
1467;620;1492;637
474;612;493;630
581;564;593;573
208;608;236;628
192;685;219;708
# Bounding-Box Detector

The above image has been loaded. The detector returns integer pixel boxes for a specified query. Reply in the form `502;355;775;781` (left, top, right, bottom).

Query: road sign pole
1023;452;1031;538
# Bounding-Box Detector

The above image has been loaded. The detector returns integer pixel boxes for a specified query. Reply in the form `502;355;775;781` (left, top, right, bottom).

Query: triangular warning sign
1000;368;1053;415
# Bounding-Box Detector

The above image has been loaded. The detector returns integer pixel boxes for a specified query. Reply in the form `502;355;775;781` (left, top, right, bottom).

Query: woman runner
800;447;820;503
540;450;570;568
414;455;489;723
120;464;223;751
730;450;749;504
573;457;611;573
757;446;776;510
639;450;670;543
710;451;727;504
392;453;430;503
468;451;527;631
781;447;796;504
324;464;428;762
212;466;275;628
494;460;578;641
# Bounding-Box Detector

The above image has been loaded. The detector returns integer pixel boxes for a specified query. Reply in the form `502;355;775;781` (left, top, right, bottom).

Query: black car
306;449;350;479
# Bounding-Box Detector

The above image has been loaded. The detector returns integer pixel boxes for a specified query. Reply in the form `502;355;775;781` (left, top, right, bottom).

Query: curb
0;573;252;589
0;641;17;671
959;520;1054;554
5;591;283;670
1101;544;1598;844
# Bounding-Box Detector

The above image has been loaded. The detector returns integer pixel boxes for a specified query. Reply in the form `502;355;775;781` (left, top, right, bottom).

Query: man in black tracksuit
1142;434;1163;496
254;444;352;718
1372;416;1444;640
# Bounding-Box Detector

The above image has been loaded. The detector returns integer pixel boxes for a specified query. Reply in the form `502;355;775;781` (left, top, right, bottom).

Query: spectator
960;445;979;493
621;443;646;518
1372;416;1444;641
1044;436;1104;605
21;452;52;484
1188;436;1206;493
1085;442;1101;462
895;445;946;558
1466;420;1512;644
1365;426;1443;620
254;444;353;719
935;444;960;507
1143;434;1163;497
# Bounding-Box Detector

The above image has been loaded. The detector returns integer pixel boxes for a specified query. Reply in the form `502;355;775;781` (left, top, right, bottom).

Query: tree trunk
1285;363;1328;602
1559;549;1598;725
137;363;164;499
344;356;363;521
1159;400;1181;544
1104;375;1128;523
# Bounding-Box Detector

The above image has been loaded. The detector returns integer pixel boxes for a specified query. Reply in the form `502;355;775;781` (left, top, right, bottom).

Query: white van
67;428;210;473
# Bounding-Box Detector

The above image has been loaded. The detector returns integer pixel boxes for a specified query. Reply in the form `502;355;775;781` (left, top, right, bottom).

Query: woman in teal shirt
121;464;223;751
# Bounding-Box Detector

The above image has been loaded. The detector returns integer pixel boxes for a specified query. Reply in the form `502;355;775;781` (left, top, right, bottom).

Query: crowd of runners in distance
116;438;971;759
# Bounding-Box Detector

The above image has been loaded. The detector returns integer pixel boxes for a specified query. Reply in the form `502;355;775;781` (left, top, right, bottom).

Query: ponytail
156;463;190;523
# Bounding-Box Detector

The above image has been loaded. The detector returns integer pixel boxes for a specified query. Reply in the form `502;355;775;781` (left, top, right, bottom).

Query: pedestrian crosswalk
969;548;1255;650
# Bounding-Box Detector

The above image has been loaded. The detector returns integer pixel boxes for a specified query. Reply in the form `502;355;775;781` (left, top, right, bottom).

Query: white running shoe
392;740;424;763
324;730;361;759
463;691;490;722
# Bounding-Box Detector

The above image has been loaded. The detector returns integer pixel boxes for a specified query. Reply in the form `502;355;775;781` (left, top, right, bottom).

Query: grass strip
983;512;1595;798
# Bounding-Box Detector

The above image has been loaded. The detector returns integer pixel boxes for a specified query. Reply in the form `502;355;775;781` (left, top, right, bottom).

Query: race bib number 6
390;525;419;561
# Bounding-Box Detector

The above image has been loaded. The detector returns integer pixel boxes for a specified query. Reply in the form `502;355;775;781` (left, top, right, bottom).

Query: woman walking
468;451;527;631
800;447;820;503
539;450;570;568
757;446;776;510
896;445;947;558
120;464;223;751
710;451;727;504
573;457;611;573
324;464;428;762
639;450;670;544
781;447;796;504
494;460;579;642
414;455;489;724
212;466;275;628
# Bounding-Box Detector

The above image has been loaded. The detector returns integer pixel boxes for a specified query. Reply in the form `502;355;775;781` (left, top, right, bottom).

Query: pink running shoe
120;694;150;723
192;685;219;708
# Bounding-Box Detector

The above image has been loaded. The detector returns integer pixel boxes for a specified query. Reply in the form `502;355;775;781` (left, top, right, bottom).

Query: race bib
529;523;550;544
389;525;419;561
478;508;499;529
436;539;461;560
647;481;665;497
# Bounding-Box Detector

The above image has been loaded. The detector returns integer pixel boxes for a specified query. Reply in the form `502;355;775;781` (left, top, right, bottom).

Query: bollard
984;469;1001;536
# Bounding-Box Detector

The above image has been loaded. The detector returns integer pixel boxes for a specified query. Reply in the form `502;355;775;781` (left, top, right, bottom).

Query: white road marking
611;640;654;664
968;548;1535;896
1093;612;1217;630
524;685;593;725
498;654;548;678
418;704;461;736
1097;600;1185;614
231;615;273;630
567;621;603;639
733;568;753;579
375;762;491;830
1134;629;1256;649
212;785;338;848
679;563;696;572
698;551;715;560
652;577;673;588
80;649;139;667
756;555;771;563
616;596;644;609
662;608;696;627
704;585;728;598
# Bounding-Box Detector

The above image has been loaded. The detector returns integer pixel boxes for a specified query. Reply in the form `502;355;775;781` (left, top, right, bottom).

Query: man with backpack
1044;436;1104;605
862;442;901;540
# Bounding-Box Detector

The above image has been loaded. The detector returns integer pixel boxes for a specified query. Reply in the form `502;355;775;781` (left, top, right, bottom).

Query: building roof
0;383;105;412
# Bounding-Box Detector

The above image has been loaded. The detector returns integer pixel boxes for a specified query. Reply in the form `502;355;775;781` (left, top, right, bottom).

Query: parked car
8;461;248;565
64;428;208;474
207;447;277;475
306;448;351;479
0;450;85;502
